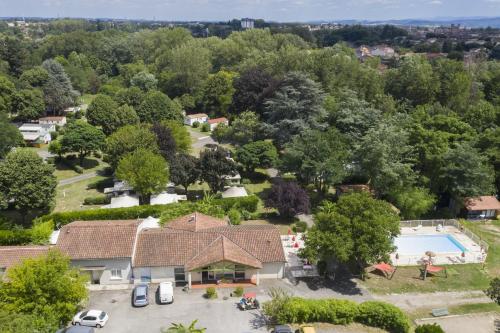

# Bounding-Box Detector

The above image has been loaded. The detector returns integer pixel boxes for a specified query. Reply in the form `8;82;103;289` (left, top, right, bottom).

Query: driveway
86;279;372;333
58;172;98;187
415;312;500;333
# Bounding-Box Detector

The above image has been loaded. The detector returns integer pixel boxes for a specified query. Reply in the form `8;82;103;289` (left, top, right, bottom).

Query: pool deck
391;226;486;266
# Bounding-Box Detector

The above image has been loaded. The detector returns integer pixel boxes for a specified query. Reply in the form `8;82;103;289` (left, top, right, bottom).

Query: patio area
281;233;319;278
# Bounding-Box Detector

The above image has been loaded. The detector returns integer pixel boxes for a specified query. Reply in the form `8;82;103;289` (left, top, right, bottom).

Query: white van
158;282;174;304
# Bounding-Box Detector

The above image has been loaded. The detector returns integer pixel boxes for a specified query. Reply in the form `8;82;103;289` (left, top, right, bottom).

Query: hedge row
275;298;410;333
35;195;260;226
83;195;111;205
0;221;54;246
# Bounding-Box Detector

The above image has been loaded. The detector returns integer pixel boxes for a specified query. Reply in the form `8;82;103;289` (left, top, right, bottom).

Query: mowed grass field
362;220;500;294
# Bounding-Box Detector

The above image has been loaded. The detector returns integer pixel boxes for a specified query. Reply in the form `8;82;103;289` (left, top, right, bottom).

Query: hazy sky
1;0;500;22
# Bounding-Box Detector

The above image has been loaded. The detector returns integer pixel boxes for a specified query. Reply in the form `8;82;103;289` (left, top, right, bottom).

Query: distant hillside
319;17;500;28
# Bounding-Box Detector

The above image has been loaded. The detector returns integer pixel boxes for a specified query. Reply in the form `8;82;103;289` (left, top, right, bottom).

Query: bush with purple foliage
265;180;310;218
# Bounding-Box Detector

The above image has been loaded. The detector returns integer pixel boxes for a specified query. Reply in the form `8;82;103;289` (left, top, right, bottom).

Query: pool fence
400;219;489;252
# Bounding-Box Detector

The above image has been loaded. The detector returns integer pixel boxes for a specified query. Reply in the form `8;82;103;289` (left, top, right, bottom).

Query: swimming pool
394;234;467;255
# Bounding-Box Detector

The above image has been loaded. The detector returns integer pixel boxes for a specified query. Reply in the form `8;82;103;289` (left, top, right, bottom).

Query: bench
431;308;449;317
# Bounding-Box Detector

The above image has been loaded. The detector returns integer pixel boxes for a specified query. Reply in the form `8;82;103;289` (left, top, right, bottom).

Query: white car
158;281;174;304
72;310;109;328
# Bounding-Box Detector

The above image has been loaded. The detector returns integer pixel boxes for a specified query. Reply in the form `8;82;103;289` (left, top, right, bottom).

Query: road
58;172;97;187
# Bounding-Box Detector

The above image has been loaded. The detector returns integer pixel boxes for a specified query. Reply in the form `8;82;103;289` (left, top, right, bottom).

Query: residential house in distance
63;106;81;114
208;117;229;131
464;196;500;219
18;123;54;146
184;113;208;126
370;45;396;59
241;18;255;29
38;116;67;127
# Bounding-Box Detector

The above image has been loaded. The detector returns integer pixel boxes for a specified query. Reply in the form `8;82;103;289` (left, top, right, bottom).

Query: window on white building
110;269;122;279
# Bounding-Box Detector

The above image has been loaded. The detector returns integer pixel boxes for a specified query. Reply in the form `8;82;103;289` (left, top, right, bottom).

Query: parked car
72;310;108;328
158;281;174;304
56;326;95;333
272;325;293;333
133;284;149;307
299;326;316;333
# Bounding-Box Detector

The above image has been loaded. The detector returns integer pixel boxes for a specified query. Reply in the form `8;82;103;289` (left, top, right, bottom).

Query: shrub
93;151;102;159
50;131;58;140
241;178;251;185
0;229;33;245
228;208;241;225
213;195;259;213
192;121;200;128
83;195;111;205
86;178;114;190
205;287;217;299
415;324;445;333
240;209;252;220
233;287;244;297
292;221;308;233
356;301;410;333
263;296;409;333
30;220;54;245
74;165;84;174
201;122;210;132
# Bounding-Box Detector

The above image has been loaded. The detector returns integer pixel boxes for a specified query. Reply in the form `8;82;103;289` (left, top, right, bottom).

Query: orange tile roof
208;117;228;124
464;196;500;211
56;220;140;259
0;246;50;269
134;218;285;269
165;212;228;232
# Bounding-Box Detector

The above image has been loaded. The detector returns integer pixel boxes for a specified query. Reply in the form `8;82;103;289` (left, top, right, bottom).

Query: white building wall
71;258;132;285
259;262;285;279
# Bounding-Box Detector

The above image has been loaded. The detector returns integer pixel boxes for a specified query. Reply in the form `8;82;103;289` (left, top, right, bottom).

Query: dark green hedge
83;195;111;205
274;298;409;333
35;195;260;226
0;229;33;245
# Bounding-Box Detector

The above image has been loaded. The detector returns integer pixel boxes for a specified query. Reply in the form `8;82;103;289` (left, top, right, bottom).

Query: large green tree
11;89;46;121
439;142;495;199
281;128;349;192
264;72;326;147
136;91;183;123
0;149;56;219
161;120;191;153
201;70;235;117
199;147;238;193
236;140;278;174
169;153;201;193
0;113;23;158
87;94;138;135
385;55;438;106
301;193;400;277
0;249;87;326
41;59;78;114
60;120;105;165
116;148;169;204
105;124;159;169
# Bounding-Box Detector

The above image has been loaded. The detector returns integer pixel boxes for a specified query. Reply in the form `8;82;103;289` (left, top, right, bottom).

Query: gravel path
58;172;97;187
373;290;493;310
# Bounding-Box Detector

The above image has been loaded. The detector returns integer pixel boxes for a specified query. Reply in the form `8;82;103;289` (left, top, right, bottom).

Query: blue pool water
394;234;466;255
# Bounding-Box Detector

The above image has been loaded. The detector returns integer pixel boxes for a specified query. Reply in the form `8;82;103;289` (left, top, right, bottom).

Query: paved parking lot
85;278;372;333
88;285;270;333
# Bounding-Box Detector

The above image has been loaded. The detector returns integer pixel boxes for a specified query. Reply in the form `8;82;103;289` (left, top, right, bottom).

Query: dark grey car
132;284;149;307
272;325;293;333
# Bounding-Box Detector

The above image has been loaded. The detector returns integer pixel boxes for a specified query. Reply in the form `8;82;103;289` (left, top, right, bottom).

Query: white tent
102;194;140;209
138;216;161;231
150;192;181;205
221;186;248;198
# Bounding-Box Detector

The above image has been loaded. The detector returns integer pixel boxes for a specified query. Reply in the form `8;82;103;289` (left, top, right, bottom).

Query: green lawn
53;156;108;181
54;175;107;212
362;220;500;294
80;94;96;108
407;302;500;321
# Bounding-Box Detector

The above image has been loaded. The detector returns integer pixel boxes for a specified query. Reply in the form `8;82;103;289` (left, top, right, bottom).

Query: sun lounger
436;224;443;232
447;256;459;264
431;308;449;317
413;224;423;231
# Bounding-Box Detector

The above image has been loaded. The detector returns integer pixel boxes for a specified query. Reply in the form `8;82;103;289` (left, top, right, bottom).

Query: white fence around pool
400;219;489;253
